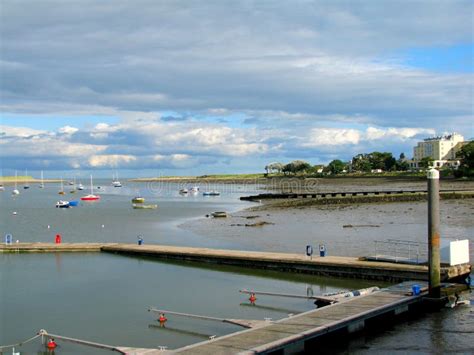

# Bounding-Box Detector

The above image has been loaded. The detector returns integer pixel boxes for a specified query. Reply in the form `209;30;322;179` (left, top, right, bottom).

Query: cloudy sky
1;0;473;177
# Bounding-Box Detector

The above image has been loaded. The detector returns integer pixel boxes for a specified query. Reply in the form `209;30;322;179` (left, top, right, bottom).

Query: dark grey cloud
1;1;472;126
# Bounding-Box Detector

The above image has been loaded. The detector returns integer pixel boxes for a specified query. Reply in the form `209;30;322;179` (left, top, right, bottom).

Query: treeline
455;141;474;177
265;142;474;177
265;151;409;176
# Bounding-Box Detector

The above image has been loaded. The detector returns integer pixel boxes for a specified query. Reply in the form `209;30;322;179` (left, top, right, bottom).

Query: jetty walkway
1;243;470;282
173;281;432;354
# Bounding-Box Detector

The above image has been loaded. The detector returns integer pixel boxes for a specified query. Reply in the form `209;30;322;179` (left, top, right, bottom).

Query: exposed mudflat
180;198;474;261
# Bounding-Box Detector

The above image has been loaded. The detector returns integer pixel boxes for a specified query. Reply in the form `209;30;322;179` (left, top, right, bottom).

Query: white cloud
58;125;79;134
0;125;47;137
88;154;137;167
305;128;361;146
303;126;436;147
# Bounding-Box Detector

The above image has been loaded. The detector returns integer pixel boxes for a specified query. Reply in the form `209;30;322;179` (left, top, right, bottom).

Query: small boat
23;169;30;189
68;200;79;207
0;185;4;191
58;178;65;195
77;183;84;190
203;191;220;196
39;170;44;188
70;177;77;193
112;172;122;187
68;181;75;186
80;175;100;201
179;188;189;194
56;200;70;208
211;211;227;218
132;204;158;209
12;171;20;195
190;186;199;192
132;196;145;203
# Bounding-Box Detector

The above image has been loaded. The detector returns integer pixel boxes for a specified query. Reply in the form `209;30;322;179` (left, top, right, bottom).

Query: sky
0;0;473;177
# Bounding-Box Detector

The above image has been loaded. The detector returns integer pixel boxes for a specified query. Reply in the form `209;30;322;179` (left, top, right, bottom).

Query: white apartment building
410;133;465;169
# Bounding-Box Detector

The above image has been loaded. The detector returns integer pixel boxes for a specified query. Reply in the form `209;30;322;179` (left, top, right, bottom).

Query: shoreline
0;178;61;185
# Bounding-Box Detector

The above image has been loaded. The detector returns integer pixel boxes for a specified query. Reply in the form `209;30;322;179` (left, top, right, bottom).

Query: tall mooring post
427;168;441;298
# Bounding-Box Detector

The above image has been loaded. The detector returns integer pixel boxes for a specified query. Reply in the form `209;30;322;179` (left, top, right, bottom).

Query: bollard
306;245;313;259
5;233;12;245
55;234;62;244
427;168;440;298
319;244;326;257
137;236;144;245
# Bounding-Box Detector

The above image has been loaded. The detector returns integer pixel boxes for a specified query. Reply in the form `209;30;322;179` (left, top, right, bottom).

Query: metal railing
373;239;428;264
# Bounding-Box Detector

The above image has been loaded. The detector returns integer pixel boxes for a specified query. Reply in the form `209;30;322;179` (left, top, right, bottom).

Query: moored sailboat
112;172;122;187
39;170;44;188
80;175;100;201
12;171;20;195
58;178;65;195
23;169;30;189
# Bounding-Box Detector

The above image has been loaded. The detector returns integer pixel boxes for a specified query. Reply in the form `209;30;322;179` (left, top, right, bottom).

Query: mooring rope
0;333;41;350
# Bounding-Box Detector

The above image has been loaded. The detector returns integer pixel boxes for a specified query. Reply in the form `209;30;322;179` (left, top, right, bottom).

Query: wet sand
180;198;474;262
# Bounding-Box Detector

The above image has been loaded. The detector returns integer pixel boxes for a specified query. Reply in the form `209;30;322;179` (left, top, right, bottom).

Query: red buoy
159;313;167;323
55;234;61;244
249;293;257;304
47;339;57;349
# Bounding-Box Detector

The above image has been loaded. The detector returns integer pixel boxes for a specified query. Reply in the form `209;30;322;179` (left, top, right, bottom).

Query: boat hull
81;195;100;201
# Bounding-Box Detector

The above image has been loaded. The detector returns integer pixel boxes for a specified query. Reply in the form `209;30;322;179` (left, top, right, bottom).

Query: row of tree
265;151;409;176
265;143;473;177
455;141;474;177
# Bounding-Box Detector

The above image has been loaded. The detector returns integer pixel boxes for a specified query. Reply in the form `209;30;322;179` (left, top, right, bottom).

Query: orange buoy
158;313;167;323
249;293;257;304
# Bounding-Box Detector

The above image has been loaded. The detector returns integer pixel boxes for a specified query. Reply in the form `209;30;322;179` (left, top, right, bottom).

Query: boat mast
90;175;93;194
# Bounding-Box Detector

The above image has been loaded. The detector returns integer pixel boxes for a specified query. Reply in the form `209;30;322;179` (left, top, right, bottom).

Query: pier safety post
427;168;441;298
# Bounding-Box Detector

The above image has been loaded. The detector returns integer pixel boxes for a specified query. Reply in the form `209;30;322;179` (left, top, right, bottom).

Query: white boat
112;172;122;187
190;186;200;192
12;171;20;195
203;191;220;196
39;170;44;188
77;183;84;190
56;200;70;208
179;188;189;194
0;185;4;191
80;175;100;201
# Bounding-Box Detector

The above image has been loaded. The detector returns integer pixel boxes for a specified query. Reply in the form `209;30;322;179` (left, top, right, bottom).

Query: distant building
409;133;465;169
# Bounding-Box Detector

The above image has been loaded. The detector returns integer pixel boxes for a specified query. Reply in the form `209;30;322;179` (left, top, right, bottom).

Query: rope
0;334;41;350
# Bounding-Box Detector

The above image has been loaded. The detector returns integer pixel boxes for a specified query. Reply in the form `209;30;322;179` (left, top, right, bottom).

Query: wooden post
427;168;441;298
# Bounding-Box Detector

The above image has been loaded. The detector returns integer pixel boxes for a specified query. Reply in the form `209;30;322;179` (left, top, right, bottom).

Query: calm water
0;180;472;354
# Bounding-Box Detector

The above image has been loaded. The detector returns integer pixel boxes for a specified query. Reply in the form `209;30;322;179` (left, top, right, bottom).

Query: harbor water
0;180;472;354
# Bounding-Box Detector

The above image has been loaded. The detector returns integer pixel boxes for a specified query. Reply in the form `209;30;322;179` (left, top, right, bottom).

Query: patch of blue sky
0;113;119;131
399;43;473;73
191;112;248;128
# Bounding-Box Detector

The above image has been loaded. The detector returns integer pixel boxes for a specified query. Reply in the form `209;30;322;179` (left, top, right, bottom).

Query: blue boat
68;200;79;207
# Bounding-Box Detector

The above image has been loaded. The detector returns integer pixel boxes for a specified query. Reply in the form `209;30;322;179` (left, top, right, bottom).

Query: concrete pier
240;189;474;204
1;243;470;283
